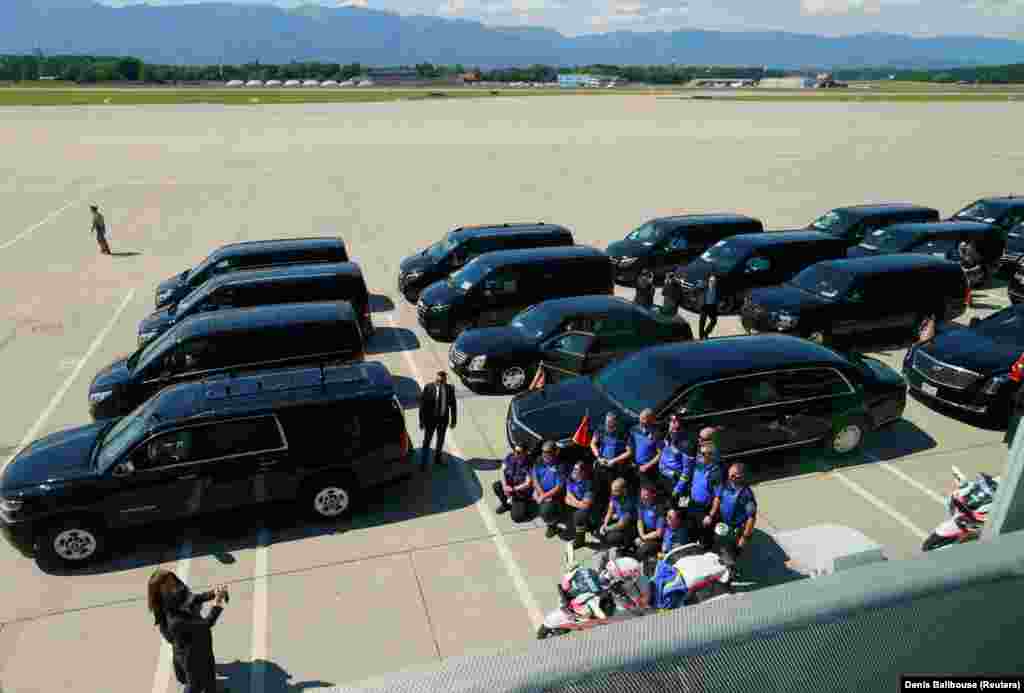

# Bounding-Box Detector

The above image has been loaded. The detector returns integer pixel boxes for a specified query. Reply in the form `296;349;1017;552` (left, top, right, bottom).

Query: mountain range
4;0;1024;68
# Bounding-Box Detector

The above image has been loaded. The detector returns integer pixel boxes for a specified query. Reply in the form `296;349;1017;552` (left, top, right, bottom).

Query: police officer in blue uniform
633;483;666;565
657;413;693;500
672;427;723;552
493;444;535;523
590;411;633;516
660;509;688;555
707;462;757;573
533;441;566;539
599;477;636;551
564;460;596;550
630;409;663;489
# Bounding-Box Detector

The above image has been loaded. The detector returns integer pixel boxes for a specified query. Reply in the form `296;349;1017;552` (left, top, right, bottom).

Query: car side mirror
111;461;135;478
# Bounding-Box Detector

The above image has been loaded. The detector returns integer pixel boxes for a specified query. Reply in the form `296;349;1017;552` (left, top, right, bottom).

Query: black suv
1008;254;1024;304
672;231;848;314
449;296;693;394
605;214;763;286
155;237;350;309
740;255;969;347
506;334;906;462
89;301;365;420
397;223;574;302
1003;223;1024;276
1;361;412;568
807;203;940;247
139;262;373;347
903;304;1024;421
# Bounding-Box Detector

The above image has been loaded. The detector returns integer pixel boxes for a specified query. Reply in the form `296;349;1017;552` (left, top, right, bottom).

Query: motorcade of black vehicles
506;334;906;462
671;231;849;315
1000;222;1024;275
847;221;1004;285
903;304;1024;421
89;301;365;421
449;295;694;394
397;223;574;303
1009;254;1024;304
138;262;373;347
806;203;940;247
605;214;764;286
416;246;614;342
740;255;970;348
950;196;1024;274
1;361;412;568
154;237;350;309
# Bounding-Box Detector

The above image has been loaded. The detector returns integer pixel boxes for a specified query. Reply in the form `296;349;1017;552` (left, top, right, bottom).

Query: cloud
587;0;689;28
338;0;369;6
800;0;882;15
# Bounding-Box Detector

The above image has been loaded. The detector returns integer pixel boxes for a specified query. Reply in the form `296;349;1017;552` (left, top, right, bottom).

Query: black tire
403;289;420;304
922;532;959;552
302;473;359;521
38;518;106;569
826;415;868;457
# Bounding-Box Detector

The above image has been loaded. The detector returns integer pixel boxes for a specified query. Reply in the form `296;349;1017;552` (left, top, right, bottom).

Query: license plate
921;383;938;396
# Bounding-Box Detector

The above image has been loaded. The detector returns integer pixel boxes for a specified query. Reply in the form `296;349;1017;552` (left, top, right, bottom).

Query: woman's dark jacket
156;589;223;691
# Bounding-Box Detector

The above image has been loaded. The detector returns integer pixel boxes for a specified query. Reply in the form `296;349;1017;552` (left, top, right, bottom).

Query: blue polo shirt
674;454;722;508
567;477;593;504
534;462;564;494
658;434;690;480
661;524;689;553
502;454;531;489
638;501;665;534
595;426;629;460
609;495;635;524
716;484;757;528
631;424;661;468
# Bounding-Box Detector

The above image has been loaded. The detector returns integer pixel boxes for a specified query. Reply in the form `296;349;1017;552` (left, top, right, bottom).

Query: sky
96;0;1024;39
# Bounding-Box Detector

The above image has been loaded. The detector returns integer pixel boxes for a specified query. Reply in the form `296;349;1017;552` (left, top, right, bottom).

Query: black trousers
96;232;110;254
604;524;637;551
420;422;448;468
592;463;626;518
635;537;661;563
636;465;660;491
658;474;681;503
566;505;595;536
699;308;718;340
538;498;563;527
686;506;715;551
492;481;534;523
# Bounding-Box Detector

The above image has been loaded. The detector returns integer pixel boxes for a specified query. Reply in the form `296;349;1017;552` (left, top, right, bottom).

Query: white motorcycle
922;466;999;552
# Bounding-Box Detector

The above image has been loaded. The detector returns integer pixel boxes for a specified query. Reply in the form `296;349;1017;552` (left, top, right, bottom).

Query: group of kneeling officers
494;410;758;572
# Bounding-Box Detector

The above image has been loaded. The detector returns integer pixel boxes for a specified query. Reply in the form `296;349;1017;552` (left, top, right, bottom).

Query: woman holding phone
148;569;230;693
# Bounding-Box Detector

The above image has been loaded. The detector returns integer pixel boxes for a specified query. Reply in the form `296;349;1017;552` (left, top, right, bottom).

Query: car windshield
860;228;918;251
952;201;1005;224
426;233;460;261
626;221;664;245
789;264;854;300
593;351;680;416
126;325;177;372
809;210;849;235
94;399;158;471
510;304;562;340
699;240;745;272
447;258;490;292
174;282;213;316
972;306;1024;346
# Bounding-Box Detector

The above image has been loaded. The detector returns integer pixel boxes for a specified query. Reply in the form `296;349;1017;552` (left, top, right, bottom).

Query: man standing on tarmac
90;204;111;255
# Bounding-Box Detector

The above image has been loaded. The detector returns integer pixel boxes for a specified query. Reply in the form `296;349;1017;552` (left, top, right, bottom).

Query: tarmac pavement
0;96;1018;692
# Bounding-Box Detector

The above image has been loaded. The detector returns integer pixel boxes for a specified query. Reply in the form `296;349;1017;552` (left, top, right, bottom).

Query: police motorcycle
536;550;653;639
650;542;734;610
922;466;999;552
956;242;987;288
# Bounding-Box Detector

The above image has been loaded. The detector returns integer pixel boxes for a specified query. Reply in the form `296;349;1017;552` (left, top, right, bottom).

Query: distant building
758;76;815;89
365;68;419;84
558;73;604;88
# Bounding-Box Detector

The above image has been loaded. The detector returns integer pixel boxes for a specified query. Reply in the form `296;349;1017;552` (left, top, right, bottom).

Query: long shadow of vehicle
217;659;333;693
40;452;482;576
366;326;419;355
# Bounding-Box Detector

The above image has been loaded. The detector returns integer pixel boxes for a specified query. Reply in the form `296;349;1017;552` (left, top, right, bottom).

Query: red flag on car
530;364;546;391
1010;353;1024;383
572;411;591;447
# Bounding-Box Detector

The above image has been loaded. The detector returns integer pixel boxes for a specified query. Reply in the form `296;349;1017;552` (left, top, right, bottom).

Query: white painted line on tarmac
867;455;947;506
249;527;271;693
0;186;108;252
385;314;545;630
832;470;928;540
151;539;194;693
1;288;136;473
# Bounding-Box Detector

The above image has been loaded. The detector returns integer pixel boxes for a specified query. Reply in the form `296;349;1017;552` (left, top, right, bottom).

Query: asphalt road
0;96;1017;692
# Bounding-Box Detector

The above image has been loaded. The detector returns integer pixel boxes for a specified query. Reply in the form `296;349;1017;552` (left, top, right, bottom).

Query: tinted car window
809;210;850;235
189;417;285;460
789;264;855;300
953;201;1007;224
770;369;852;400
176;338;222;372
679;377;776;415
448;259;490;291
860;228;917;251
594;352;682;414
485;269;519;294
510;304;563;340
549;333;592;354
139;430;195;470
700;240;747;272
917;238;956;257
626;221;665;244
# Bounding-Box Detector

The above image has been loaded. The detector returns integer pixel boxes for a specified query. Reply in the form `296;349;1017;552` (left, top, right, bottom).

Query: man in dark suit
419;370;457;469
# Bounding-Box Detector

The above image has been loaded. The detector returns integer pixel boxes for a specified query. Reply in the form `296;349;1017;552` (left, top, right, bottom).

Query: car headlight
617;257;638;266
430;304;450;312
773;311;799;330
403;271;423;282
983;375;1011;395
469;355;487;371
89;390;113;404
138;330;157;346
0;497;24;514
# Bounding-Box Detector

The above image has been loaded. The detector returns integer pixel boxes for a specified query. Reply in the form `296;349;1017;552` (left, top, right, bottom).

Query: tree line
3;54;1024;85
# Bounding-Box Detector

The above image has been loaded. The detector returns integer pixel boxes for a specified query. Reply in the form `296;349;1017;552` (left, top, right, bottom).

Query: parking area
0;97;1018;692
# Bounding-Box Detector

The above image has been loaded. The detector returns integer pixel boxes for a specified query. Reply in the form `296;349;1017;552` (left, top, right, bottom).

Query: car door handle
178;474;198;480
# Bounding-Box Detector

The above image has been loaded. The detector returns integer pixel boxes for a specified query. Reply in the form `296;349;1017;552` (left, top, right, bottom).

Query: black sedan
903;304;1024;421
507;334;906;461
450;295;693;394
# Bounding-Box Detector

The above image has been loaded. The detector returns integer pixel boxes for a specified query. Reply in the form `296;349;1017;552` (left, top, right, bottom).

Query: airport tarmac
0;96;1020;692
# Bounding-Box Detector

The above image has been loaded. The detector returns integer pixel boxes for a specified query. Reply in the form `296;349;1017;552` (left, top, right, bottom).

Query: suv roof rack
203;363;371;401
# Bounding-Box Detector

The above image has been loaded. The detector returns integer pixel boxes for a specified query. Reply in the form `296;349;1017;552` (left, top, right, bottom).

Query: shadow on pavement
217;659;333;693
466;457;503;472
365;326;420;355
41;455;481;576
369;293;395;313
109;251;141;257
734;529;806;592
